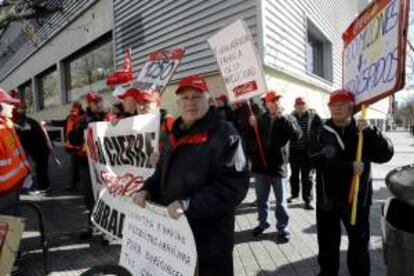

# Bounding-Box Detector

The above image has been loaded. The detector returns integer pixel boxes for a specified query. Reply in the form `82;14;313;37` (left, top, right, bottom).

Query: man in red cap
248;91;301;241
116;87;140;117
288;97;322;209
0;89;31;214
309;89;394;276
133;75;249;276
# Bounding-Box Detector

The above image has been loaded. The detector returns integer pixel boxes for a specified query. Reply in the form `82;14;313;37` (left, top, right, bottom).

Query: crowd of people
0;73;394;276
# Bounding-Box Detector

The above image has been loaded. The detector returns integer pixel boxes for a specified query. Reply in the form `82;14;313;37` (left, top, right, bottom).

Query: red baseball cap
86;91;103;103
118;88;140;100
295;97;306;106
176;75;207;94
217;95;228;103
263;91;282;103
0;88;19;104
138;90;160;103
328;89;354;105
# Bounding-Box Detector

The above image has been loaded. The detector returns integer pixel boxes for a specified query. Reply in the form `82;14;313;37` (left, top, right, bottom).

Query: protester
0;89;31;214
248;91;301;241
12;100;51;193
216;94;231;120
47;101;85;191
308;89;394;276
288;97;322;210
68;91;107;238
132;75;249;276
117;87;140;118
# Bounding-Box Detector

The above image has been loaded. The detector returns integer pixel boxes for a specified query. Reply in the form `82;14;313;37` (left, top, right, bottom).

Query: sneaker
278;229;290;242
252;225;269;237
304;202;314;210
287;196;298;203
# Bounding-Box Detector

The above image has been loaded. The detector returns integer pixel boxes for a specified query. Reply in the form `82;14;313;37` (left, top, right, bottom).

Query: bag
0;215;25;276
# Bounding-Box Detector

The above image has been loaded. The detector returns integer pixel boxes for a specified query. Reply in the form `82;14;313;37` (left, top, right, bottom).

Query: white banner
208;19;267;103
134;48;185;93
120;202;197;276
85;113;160;239
342;0;409;107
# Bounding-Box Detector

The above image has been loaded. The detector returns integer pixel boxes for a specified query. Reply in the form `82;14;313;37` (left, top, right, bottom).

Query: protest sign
0;216;25;276
85;113;160;239
342;0;409;107
120;202;197;276
208;19;267;103
134;48;185;93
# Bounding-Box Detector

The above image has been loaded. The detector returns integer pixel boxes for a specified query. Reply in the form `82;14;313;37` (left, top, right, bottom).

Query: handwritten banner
134;48;185;94
120;202;197;276
85;113;160;239
342;0;409;107
208;19;267;103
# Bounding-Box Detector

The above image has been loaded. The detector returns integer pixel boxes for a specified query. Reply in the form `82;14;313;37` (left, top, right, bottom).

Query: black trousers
68;149;81;188
289;150;313;202
197;256;234;276
36;154;50;190
316;203;371;276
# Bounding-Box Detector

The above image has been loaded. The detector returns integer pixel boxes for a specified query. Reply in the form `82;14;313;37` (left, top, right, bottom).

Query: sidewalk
17;132;413;275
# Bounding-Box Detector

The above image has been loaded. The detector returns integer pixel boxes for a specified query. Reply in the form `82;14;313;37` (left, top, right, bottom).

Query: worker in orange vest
0;89;31;215
46;101;85;190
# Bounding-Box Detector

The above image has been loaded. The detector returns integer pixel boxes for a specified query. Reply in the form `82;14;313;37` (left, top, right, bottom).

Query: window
19;81;35;113
306;20;333;82
67;39;114;101
39;67;58;109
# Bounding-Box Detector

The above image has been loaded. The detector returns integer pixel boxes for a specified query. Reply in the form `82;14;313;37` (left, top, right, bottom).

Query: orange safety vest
65;116;87;156
0;116;31;193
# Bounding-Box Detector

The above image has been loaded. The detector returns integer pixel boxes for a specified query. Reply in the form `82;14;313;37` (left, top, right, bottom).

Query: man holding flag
308;89;393;276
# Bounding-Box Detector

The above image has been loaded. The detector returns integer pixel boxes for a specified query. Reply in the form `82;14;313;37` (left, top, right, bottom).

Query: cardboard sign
120;202;197;276
85;113;160;239
134;48;185;93
342;0;409;107
208;19;267;103
0;216;25;276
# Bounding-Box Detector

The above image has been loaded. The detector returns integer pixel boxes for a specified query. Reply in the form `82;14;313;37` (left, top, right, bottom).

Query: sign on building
85;113;160;239
134;48;185;93
342;0;410;107
208;20;267;103
120;202;197;276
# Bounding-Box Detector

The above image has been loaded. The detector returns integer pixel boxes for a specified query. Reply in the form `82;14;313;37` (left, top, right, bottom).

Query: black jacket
14;116;50;162
68;108;106;147
309;118;393;208
247;113;302;177
142;108;249;264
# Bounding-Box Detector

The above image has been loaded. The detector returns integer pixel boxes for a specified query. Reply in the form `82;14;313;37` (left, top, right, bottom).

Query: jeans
253;173;289;231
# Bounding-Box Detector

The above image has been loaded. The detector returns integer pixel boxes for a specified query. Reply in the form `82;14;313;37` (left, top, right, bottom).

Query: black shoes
252;225;269;237
287;196;298;203
277;229;290;242
304;202;314;210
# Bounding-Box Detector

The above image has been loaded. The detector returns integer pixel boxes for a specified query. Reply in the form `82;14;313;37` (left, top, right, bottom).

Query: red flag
106;48;133;86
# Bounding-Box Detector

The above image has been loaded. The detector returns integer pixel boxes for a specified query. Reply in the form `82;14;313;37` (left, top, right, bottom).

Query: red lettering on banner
233;80;258;97
100;171;144;197
86;127;99;162
148;48;185;61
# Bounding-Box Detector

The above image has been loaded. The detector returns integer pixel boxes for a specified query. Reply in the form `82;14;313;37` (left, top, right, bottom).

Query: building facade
0;0;389;123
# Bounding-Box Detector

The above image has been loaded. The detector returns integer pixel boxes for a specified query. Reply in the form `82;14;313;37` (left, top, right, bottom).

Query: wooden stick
350;104;368;225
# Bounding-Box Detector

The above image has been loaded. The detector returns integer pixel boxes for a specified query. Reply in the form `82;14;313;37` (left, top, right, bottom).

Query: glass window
39;68;58;109
67;40;114;101
306;20;333;82
19;81;35;113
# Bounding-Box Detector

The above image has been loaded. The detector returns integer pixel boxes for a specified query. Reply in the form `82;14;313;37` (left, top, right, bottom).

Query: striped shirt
290;111;309;150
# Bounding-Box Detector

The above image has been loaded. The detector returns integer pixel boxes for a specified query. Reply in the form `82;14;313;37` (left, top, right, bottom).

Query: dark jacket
68;108;106;147
14;116;50;162
247;113;302;177
142;108;249;264
228;102;262;145
309;118;393;208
